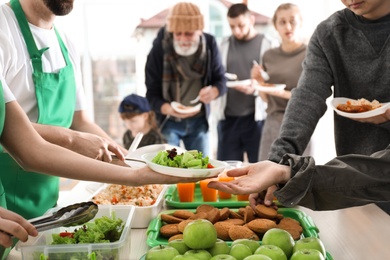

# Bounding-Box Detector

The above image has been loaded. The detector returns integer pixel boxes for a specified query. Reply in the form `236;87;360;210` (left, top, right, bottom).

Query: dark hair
272;3;301;26
227;3;250;18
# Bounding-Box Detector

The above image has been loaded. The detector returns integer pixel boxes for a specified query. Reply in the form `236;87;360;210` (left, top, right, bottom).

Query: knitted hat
166;2;204;32
118;94;151;114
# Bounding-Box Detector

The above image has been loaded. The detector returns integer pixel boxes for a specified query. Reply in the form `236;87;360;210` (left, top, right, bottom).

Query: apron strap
10;0;40;57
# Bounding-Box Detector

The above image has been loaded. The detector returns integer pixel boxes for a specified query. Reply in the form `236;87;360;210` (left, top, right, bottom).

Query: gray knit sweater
269;8;390;162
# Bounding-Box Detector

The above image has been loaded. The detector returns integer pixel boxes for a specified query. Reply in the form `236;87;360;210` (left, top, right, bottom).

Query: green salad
34;214;125;260
52;213;124;245
151;148;213;169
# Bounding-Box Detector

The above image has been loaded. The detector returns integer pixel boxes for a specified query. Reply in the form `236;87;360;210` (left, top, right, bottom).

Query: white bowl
226;79;252;88
255;83;286;93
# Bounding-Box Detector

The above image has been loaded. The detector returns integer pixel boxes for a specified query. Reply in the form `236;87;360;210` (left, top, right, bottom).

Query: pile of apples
145;219;327;260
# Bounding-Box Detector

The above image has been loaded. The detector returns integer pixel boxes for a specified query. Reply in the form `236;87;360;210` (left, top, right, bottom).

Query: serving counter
7;181;390;260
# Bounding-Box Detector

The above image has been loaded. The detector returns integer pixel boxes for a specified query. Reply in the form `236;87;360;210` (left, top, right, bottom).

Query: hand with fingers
0;208;38;248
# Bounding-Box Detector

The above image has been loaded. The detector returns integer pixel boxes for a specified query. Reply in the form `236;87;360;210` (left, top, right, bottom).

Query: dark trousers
217;114;263;163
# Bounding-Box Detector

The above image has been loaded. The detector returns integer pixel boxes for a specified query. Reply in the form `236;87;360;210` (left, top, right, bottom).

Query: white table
8;182;390;260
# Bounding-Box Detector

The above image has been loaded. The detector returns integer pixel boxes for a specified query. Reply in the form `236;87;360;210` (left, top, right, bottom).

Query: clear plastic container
16;205;135;260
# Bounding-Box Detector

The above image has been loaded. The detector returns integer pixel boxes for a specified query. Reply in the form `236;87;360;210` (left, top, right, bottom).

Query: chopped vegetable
51;213;124;245
151;148;212;169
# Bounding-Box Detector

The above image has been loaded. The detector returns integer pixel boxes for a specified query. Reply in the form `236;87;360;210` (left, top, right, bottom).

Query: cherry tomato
207;163;214;168
59;232;74;238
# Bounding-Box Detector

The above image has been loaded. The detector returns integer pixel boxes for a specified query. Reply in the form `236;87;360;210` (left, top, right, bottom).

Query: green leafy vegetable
151;148;210;169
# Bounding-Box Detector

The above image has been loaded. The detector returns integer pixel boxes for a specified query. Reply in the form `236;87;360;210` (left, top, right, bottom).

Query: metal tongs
28;201;99;232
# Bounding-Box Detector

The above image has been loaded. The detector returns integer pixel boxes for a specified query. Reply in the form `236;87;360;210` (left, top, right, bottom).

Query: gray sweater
276;146;390;210
269;8;390;162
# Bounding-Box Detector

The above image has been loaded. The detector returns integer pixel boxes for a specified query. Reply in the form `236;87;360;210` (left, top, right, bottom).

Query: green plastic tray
145;208;333;260
164;183;251;208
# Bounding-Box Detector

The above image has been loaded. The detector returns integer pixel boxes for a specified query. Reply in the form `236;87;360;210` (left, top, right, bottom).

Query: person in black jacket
145;2;226;156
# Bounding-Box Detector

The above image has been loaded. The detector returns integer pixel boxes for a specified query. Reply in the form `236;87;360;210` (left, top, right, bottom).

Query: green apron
0;83;12;259
0;0;76;220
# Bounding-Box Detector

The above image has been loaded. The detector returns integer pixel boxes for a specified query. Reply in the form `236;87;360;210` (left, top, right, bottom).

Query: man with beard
216;3;278;163
0;0;126;221
145;2;226;156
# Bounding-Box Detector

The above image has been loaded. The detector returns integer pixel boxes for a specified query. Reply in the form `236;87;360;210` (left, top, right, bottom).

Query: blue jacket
145;27;226;124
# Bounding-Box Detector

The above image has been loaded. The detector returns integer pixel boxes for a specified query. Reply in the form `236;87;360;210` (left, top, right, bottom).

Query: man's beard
43;0;74;16
173;38;200;57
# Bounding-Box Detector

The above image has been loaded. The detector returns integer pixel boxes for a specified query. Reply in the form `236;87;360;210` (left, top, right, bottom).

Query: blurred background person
216;3;278;163
252;3;312;161
145;1;226;157
119;94;166;149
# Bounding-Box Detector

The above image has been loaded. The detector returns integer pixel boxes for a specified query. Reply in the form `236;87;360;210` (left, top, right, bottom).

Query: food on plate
151;148;214;169
336;98;382;113
158;204;303;243
177;104;195;110
92;184;164;206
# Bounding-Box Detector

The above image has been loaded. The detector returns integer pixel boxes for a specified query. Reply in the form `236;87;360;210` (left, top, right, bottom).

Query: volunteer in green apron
0;0;76;219
0;81;11;260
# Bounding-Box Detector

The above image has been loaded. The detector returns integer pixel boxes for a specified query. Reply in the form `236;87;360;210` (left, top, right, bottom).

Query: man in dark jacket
145;2;226;156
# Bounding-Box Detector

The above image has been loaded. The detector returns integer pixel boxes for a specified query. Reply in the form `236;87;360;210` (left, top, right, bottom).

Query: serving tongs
29;201;99;232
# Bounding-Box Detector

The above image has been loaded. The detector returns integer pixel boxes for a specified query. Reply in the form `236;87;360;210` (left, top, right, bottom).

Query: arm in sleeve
268;27;334;162
145;29;165;113
206;34;227;97
275;146;390;210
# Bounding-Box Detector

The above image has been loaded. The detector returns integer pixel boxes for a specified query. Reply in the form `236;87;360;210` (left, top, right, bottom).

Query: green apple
183;219;217;249
290;249;325;260
293;237;326;257
208;239;230;256
145;245;180;260
169;239;190;255
254;245;287;260
229;243;252;260
262;228;295;258
184;249;213;260
173;255;199;260
243;255;272;260
210;254;237;260
231;238;260;254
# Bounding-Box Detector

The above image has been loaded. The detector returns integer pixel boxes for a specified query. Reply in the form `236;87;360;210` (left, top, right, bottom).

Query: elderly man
145;2;226;156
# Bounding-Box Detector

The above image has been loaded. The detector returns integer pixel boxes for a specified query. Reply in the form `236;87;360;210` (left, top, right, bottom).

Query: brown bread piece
207;207;220;223
159;224;180;238
196;204;215;214
173;210;195;219
214;221;234;240
254;204;278;219
247;218;277;233
160;214;185;224
177;219;194;233
243;206;255;223
219;207;230;221
228;225;259;241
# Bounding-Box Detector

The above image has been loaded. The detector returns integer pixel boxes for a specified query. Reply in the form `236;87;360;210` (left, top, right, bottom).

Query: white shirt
0;4;86;122
1;76;16;103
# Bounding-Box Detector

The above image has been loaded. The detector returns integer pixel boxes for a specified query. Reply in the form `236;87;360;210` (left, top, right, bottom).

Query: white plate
255;83;286;92
171;101;202;114
330;97;390;119
141;152;228;178
226;79;252;88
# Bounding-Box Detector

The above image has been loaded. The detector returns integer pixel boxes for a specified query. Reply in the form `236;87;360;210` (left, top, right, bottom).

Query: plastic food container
145;208;334;260
90;184;168;228
16;205;135;260
164;182;251;208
